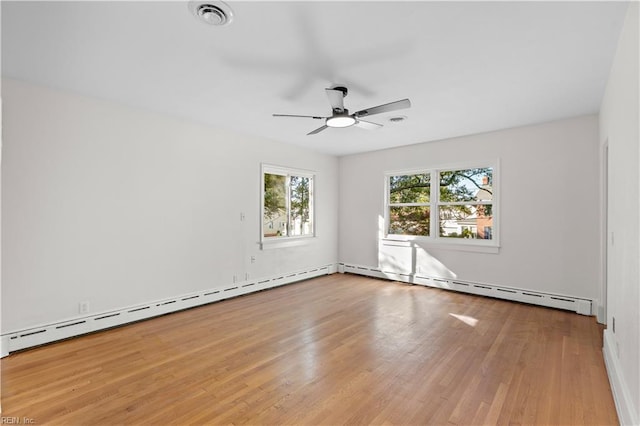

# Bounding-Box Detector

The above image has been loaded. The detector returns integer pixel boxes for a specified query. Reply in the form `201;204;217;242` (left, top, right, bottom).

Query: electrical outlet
79;301;90;314
250;256;256;263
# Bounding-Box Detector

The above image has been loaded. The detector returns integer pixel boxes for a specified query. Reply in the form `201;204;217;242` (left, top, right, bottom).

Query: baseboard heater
339;263;592;316
1;264;335;356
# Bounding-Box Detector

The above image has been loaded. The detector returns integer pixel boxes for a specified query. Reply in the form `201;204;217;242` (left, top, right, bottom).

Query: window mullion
438;201;493;206
286;174;291;237
389;202;430;207
431;170;438;239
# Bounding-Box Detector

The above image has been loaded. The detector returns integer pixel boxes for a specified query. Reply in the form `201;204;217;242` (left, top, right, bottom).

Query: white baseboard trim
339;263;593;315
596;302;606;324
603;330;639;426
1;336;9;358
1;263;337;356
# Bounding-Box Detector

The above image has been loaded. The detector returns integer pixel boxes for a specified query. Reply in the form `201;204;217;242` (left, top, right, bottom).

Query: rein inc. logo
1;418;35;424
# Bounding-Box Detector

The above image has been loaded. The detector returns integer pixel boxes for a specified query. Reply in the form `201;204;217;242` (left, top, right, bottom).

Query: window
388;173;431;236
385;164;497;247
262;165;314;243
438;168;494;240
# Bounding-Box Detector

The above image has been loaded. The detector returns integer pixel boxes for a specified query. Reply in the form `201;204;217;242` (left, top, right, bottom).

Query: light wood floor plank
1;274;618;425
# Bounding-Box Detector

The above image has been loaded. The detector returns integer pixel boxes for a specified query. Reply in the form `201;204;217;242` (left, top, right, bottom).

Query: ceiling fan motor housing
331;86;349;97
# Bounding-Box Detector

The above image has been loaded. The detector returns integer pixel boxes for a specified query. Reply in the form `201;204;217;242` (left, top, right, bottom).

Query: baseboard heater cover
1;264;335;356
339;263;592;315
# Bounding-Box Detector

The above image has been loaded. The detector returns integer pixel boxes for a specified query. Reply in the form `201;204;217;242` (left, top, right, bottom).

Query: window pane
289;175;312;236
389;174;430;204
389;206;430;236
439;205;493;239
439;168;493;202
264;173;287;237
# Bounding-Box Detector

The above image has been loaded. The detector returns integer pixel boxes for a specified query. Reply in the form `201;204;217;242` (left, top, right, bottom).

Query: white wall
599;3;640;424
1;79;339;332
339;115;601;301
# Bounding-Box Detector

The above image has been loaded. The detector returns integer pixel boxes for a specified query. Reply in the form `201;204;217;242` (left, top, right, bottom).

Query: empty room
1;1;639;424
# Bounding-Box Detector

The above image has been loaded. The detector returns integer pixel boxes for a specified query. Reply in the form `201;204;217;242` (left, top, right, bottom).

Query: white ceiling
1;1;629;156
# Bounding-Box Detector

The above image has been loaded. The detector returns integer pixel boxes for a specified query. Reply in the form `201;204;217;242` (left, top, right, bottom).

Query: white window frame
384;160;499;253
261;164;316;249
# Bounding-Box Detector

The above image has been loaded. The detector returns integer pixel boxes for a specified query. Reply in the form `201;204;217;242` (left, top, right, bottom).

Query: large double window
262;165;314;242
386;164;497;246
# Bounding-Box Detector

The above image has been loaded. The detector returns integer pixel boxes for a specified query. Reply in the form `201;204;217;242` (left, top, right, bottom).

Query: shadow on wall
378;239;457;280
377;214;457;280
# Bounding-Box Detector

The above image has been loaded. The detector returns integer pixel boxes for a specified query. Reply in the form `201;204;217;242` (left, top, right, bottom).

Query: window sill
261;236;316;250
381;237;500;254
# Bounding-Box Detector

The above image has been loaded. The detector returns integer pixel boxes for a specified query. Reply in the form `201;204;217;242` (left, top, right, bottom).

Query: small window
262;165;314;242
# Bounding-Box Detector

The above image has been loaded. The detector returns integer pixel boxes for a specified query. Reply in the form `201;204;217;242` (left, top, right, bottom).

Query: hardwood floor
1;274;618;425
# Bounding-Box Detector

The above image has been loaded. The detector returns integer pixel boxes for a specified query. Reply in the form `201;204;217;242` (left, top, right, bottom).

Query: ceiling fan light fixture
326;116;356;128
326;112;356;128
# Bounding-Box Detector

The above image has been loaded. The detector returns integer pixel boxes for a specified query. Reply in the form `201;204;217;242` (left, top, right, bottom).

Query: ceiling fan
273;85;411;135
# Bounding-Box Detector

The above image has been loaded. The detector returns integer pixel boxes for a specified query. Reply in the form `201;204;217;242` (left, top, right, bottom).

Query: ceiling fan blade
355;119;383;130
325;88;345;112
354;98;411;118
307;125;329;135
273;113;326;119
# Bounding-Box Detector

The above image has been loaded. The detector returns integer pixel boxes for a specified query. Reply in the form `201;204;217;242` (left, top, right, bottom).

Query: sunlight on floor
449;313;479;327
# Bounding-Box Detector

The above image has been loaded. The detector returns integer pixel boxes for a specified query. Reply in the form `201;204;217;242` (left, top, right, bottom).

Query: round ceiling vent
189;1;234;26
